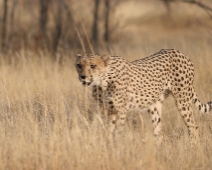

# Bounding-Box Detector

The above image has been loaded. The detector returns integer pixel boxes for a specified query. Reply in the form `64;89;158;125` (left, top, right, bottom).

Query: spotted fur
75;49;212;142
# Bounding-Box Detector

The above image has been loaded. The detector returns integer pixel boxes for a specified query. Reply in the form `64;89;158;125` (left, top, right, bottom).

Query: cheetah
75;49;212;142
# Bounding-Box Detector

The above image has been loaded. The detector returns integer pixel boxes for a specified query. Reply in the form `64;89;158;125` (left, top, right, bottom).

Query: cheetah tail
192;92;212;113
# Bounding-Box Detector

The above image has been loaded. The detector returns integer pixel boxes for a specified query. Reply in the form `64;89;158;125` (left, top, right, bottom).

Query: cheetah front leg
148;101;163;144
108;108;127;139
108;114;116;137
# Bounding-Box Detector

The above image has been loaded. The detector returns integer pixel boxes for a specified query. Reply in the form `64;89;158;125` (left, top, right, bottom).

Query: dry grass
0;1;212;170
0;40;212;170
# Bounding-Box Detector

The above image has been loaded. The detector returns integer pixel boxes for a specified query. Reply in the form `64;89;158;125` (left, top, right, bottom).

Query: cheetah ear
77;54;82;58
101;54;111;66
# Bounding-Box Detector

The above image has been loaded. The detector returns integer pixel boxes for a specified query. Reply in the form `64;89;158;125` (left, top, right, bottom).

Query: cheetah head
75;54;110;87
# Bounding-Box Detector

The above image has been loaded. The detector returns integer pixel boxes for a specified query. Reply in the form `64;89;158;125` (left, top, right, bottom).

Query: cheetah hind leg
175;98;199;141
148;101;164;145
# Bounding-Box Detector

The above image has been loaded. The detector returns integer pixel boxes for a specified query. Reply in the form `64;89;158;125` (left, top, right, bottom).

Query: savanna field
0;0;212;169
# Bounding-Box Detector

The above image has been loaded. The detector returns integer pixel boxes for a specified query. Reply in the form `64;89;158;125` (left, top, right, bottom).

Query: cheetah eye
77;64;82;69
90;64;96;69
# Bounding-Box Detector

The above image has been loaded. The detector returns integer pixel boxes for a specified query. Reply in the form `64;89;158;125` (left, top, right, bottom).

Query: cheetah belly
125;80;167;112
126;92;158;112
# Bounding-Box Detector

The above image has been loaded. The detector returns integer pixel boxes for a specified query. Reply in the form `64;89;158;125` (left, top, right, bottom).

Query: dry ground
0;1;212;170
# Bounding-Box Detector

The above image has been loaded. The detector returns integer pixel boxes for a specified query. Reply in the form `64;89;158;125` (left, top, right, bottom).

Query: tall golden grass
0;37;211;169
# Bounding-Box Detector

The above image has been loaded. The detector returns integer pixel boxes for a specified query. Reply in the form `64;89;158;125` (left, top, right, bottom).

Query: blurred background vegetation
0;0;211;58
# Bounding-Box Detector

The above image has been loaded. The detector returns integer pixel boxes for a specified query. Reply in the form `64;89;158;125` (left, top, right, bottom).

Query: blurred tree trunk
7;0;18;51
39;0;50;50
1;0;8;53
52;0;62;58
92;0;100;44
62;0;74;50
163;1;171;17
39;0;49;37
104;0;110;42
62;0;74;24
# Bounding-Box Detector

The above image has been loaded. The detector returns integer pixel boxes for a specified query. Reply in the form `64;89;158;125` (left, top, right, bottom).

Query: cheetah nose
80;75;86;79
